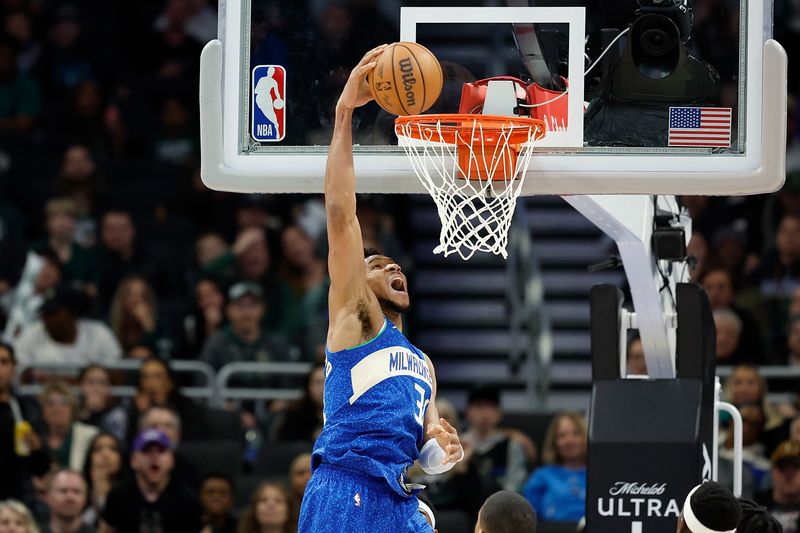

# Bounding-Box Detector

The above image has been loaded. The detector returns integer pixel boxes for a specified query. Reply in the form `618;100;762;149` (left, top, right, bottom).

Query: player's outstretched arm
326;45;387;351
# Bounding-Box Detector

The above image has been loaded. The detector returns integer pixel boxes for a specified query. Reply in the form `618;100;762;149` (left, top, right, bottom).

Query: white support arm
564;195;689;379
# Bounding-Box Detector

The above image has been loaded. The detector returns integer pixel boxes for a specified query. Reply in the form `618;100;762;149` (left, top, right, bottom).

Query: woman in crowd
181;277;226;359
522;412;587;523
274;362;324;442
81;432;125;526
237;482;296;533
78;364;127;442
109;275;172;357
127;356;205;442
0;500;39;533
724;364;791;455
38;382;98;472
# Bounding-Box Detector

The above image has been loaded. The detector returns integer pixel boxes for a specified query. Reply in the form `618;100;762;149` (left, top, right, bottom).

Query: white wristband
419;438;461;475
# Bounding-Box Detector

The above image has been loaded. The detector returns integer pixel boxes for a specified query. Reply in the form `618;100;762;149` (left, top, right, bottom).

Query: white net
395;115;543;260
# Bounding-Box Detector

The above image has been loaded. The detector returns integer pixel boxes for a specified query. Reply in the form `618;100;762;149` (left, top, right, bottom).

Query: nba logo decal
252;65;286;142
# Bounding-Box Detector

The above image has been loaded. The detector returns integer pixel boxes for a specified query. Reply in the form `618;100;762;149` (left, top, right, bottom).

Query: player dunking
298;45;464;532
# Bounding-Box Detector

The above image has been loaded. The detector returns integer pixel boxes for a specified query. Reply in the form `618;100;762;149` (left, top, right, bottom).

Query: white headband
682;485;737;533
418;500;436;529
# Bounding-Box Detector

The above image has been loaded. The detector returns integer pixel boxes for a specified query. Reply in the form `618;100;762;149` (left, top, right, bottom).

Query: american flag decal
668;107;732;147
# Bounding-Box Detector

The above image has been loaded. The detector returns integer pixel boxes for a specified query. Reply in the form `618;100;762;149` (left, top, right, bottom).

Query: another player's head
676;481;741;533
736;499;782;532
475;490;537;533
364;247;410;314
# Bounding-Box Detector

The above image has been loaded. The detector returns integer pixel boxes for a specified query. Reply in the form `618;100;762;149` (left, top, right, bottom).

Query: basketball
368;42;443;116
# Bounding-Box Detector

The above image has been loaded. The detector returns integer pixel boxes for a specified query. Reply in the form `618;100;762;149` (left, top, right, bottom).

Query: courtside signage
251;65;286;142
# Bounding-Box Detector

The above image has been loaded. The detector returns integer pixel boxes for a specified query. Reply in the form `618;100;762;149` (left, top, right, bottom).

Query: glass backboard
199;0;787;195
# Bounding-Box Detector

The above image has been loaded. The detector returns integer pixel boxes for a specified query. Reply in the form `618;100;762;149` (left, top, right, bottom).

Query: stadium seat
202;408;242;441
255;441;312;476
178;439;243;479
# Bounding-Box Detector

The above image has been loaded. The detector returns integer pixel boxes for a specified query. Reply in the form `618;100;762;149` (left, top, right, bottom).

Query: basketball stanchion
395;114;545;260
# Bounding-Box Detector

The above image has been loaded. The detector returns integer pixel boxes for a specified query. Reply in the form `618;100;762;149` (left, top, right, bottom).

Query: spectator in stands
713;308;745;365
277;225;328;354
77;366;127;443
408;399;491;524
287;454;311;506
199;474;237;533
42;469;93;533
138;405;200;489
38;382;98;472
0;341;50;501
108;275;172;357
128;357;205;444
523;413;587;523
237;482;295;533
96;210;182;313
81;433;124;528
751;213;800;300
1;248;62;340
200;282;295;370
756;440;800;530
4;10;41;73
195;233;229;270
721;402;771;492
152;97;197;167
0;499;40;533
100;429;203;533
723;365;790;455
274;362;324;442
687;232;709;283
787;316;800;366
701;267;765;362
202;227;288;328
180;277;225;359
626;336;647;376
0;34;40;138
33;198;97;289
475;490;537;533
14;289;122;367
461;386;528;493
53;145;104;248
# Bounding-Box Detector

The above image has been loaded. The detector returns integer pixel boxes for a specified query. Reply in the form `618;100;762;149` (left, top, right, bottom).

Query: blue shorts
299;464;433;533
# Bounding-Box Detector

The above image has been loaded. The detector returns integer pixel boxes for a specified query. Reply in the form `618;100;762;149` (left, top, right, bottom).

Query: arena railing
214;361;312;415
14;360;216;400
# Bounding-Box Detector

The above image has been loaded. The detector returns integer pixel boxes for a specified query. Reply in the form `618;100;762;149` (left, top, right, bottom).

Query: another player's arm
326;45;388;351
419;355;464;472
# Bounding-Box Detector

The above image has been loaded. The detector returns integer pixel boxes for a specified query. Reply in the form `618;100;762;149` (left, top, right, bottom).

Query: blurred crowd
0;0;800;532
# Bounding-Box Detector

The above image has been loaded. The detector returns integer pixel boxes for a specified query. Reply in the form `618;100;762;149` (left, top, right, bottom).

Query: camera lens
641;28;670;56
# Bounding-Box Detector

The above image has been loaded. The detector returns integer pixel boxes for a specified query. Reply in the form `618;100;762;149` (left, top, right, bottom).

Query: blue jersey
312;317;432;497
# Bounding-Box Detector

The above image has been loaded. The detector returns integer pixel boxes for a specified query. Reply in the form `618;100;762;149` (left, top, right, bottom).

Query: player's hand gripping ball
367;42;443;116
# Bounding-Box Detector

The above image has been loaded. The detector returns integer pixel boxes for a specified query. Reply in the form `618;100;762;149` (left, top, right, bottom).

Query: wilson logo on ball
399;58;417;108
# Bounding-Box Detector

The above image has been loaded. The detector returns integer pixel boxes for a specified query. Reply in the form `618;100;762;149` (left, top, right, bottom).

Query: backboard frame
200;3;787;195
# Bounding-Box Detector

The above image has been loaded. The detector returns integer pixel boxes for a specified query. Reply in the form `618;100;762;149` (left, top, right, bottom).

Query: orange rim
395;114;546;146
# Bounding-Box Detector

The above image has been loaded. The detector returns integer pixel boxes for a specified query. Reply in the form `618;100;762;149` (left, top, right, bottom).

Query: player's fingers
355;62;378;78
356;44;388;67
440;418;456;433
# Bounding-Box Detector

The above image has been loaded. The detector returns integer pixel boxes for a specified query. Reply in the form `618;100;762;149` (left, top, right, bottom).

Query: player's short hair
737;498;782;532
364;247;384;258
683;481;741;532
479;490;537;533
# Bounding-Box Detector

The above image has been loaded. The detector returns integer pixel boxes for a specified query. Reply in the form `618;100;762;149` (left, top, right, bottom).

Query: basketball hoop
395;114;545;260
